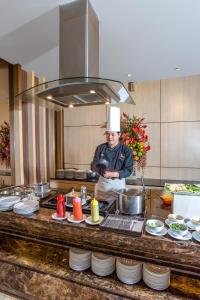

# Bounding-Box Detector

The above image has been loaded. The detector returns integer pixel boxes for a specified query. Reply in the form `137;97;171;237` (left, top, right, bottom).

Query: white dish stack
116;258;142;284
0;196;21;211
143;263;170;290
91;252;115;276
13;199;39;215
69;248;91;271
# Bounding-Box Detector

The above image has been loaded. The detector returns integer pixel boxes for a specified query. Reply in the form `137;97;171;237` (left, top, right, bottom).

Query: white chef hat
106;106;120;132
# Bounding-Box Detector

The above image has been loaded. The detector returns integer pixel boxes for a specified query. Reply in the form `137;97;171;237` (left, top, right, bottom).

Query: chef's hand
103;171;119;179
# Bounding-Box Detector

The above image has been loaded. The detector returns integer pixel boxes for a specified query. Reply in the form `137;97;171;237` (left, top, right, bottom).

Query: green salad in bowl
169;222;188;236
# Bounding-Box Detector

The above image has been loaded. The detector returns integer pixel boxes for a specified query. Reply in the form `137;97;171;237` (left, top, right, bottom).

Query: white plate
85;216;104;225
67;214;86;223
168;229;192;240
52;212;68;220
192;231;200;243
186;220;200;231
145;226;167;236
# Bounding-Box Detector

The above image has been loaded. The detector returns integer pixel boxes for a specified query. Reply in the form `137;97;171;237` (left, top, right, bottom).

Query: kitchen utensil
33;182;50;195
115;188;145;215
86;170;99;180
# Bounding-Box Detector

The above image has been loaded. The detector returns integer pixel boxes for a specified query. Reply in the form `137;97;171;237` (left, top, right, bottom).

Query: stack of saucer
69;248;91;271
0;196;21;211
143;263;170;290
13;199;39;215
91;252;115;276
116;258;142;284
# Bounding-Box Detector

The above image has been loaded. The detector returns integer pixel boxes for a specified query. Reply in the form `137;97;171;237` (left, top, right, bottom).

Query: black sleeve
91;145;102;170
118;148;134;179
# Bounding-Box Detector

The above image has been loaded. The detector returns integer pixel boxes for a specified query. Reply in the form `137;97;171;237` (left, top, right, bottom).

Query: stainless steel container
116;188;145;215
33;182;50;194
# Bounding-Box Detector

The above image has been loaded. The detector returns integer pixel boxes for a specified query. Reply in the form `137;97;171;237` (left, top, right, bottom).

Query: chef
92;106;134;199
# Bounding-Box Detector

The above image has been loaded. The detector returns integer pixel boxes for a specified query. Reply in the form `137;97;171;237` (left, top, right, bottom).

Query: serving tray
99;214;145;236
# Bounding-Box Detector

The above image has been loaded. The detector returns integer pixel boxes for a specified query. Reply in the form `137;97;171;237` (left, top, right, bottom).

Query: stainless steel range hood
15;0;134;109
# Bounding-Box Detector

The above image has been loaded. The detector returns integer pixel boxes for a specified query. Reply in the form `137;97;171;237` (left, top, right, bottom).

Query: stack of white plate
91;252;115;276
116;258;142;284
0;196;21;211
143;263;170;290
13;199;39;215
69;248;91;271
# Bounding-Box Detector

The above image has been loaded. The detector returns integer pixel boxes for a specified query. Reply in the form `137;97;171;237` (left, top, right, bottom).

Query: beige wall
64;74;200;181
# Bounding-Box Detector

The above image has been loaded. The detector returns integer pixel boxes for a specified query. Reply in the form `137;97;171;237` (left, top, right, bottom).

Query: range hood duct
16;0;135;108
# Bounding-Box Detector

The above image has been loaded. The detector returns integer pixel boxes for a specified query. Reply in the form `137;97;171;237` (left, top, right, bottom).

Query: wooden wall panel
161;168;200;181
121;80;161;123
12;64;24;185
161;75;200;122
0;60;9;102
161;122;200;168
11;65;55;185
64;126;105;168
64;105;106;126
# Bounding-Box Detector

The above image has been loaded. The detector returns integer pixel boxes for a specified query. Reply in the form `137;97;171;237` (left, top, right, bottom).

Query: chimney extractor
15;0;135;109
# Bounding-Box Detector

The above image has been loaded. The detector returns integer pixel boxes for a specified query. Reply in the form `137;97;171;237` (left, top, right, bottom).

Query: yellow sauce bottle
91;198;99;223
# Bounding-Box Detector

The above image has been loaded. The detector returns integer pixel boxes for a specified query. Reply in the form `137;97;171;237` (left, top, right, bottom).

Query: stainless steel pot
116;188;145;215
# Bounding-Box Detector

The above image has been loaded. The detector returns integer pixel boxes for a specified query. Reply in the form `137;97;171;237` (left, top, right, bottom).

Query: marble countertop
0;234;199;300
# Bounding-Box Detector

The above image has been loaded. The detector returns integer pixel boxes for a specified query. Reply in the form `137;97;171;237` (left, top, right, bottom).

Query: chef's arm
91;146;101;171
118;150;134;179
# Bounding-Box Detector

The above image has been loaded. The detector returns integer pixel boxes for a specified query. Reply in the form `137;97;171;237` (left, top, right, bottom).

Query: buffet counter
0;182;200;299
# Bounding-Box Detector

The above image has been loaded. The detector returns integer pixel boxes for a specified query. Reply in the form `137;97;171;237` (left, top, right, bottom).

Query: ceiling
0;0;200;83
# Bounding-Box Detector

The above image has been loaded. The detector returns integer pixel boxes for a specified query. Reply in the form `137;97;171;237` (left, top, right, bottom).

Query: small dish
168;214;184;224
67;214;86;223
186;221;200;231
169;222;188;236
85;216;104;225
145;226;167;236
192;231;200;243
52;212;68;221
191;217;200;225
168;229;192;241
146;219;164;233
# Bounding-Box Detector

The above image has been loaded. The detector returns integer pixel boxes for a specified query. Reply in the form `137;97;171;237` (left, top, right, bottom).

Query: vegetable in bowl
146;219;164;233
169;222;188;236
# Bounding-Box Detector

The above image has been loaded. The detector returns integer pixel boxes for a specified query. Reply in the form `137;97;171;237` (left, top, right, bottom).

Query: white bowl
146;219;164;233
169;222;188;236
168;214;184;224
191;216;200;225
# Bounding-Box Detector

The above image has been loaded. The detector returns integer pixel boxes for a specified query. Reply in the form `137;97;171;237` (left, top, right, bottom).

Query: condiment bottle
91;198;99;223
80;186;87;205
73;197;83;221
56;194;66;218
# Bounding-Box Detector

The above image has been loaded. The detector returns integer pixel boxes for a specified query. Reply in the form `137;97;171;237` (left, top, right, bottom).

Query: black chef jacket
92;143;134;179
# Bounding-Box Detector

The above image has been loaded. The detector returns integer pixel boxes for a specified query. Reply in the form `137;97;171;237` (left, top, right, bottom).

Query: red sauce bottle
56;194;66;218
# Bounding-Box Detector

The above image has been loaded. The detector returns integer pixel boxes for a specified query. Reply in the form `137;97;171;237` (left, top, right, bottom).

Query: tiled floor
0;292;19;300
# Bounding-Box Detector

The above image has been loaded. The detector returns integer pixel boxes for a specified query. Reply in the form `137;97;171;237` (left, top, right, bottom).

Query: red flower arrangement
120;113;151;169
0;121;10;168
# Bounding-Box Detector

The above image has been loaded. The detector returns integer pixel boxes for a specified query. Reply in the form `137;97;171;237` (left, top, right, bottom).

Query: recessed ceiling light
105;100;110;105
90;90;96;94
127;74;132;77
69;104;74;108
174;67;181;71
46;95;53;99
